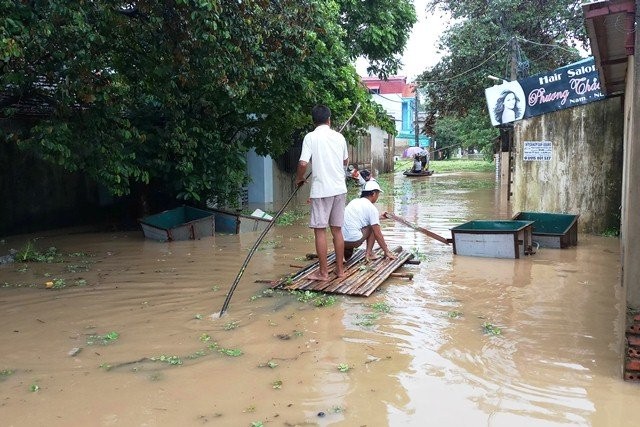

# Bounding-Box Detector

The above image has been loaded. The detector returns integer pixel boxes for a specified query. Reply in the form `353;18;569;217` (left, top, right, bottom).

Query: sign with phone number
523;140;552;161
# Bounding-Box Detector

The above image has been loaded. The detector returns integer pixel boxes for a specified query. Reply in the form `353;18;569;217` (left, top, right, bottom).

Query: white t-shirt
343;197;380;242
299;124;348;198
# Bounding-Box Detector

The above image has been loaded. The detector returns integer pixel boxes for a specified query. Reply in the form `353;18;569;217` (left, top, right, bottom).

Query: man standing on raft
296;105;349;281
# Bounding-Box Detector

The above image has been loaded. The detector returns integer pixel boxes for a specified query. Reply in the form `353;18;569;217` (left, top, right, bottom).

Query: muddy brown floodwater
1;170;637;427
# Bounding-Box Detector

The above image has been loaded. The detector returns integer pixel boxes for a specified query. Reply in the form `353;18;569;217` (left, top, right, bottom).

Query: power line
373;93;405;104
412;39;512;85
515;36;581;55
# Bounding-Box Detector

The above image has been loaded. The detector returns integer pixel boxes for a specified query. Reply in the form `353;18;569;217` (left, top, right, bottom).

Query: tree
338;0;417;78
1;0;409;209
417;0;586;155
433;108;499;157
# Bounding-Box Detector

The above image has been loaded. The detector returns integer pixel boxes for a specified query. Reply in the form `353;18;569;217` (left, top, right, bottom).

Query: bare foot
365;253;380;261
306;272;330;281
384;251;397;259
335;270;346;279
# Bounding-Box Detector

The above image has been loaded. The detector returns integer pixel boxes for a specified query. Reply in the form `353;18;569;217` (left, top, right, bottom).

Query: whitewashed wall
372;94;403;133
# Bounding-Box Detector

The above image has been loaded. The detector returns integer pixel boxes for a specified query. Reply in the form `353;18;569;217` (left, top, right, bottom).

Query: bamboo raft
268;246;416;296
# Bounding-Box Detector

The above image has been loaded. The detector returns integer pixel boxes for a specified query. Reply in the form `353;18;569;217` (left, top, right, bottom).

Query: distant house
360;76;430;149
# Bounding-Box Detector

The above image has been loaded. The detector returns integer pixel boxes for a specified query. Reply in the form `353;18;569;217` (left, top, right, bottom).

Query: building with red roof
361;76;429;148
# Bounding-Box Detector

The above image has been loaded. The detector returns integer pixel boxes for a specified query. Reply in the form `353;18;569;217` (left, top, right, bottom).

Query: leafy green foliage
337;363;351;372
223;321;239;330
338;0;417;78
482;322;502;336
293;290;336;307
16;243;62;263
218;347;243;357
355;312;379;327
428;159;495;173
370;302;391;313
87;331;120;345
433;109;499;159
1;0;408;208
0;369;14;379
50;278;66;289
275;210;307;226
151;355;183;365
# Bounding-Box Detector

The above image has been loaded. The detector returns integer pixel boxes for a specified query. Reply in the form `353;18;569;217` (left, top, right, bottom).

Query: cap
363;180;383;193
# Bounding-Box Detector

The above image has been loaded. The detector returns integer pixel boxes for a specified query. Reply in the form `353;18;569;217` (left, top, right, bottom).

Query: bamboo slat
270;246;415;296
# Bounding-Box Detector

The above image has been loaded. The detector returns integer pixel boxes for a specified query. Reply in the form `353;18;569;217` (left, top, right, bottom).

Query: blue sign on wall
484;57;606;127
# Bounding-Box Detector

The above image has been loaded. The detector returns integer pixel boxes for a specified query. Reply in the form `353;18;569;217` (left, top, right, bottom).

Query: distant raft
403;169;434;177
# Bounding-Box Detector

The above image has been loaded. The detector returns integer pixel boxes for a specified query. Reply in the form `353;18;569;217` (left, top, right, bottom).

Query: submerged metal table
451;220;535;259
139;206;271;241
512;211;579;249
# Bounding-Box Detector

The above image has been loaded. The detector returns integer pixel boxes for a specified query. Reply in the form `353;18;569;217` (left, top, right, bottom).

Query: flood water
1;170;637;427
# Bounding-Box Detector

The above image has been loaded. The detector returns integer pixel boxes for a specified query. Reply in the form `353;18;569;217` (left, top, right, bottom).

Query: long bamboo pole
218;103;361;316
384;212;451;245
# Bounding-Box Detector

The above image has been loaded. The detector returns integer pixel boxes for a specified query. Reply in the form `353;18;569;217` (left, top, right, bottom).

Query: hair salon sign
484;57;605;127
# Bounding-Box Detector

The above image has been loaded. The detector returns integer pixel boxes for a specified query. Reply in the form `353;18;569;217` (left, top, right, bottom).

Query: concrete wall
368;126;392;174
372;94;403;132
622;52;640;308
246;149;274;206
512;97;623;233
270;160;308;211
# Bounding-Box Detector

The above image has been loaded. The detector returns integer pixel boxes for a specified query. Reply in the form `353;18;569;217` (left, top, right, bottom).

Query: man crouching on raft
343;180;397;262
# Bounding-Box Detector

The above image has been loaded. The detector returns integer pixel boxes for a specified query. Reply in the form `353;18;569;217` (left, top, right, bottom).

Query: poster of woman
485;82;526;126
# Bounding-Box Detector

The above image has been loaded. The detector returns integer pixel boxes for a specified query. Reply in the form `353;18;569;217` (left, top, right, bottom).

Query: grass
87;331;120;345
9;241;94;289
482;322;502;336
394;158;494;173
275;209;307;226
15;242;62;263
337;363;351;372
291;290;336;307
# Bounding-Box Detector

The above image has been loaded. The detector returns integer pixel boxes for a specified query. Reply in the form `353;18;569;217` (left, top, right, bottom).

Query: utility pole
414;90;420;147
510;37;518;81
498;37;518;212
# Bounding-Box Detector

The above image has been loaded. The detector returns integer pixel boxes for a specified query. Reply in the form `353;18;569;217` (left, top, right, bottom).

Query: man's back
343;197;379;242
300;124;348;198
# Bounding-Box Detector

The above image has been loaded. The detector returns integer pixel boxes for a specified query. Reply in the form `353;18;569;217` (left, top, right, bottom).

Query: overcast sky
356;0;449;81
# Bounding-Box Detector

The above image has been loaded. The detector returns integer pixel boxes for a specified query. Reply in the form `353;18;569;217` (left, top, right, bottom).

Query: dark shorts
345;226;372;248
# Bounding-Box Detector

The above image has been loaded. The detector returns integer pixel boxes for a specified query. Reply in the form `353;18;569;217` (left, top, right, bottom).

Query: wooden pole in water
384;212;451;245
218;103;361;317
